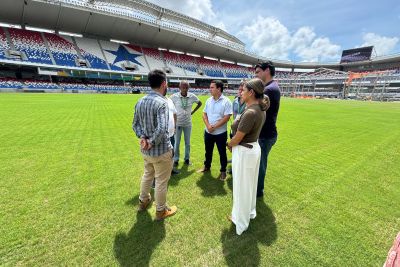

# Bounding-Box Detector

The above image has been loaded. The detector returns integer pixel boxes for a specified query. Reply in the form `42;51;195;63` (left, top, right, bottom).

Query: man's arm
211;114;231;129
173;113;177;132
191;100;202;115
172;101;177;132
132;104;144;138
227;130;246;148
148;104;168;146
202;112;214;133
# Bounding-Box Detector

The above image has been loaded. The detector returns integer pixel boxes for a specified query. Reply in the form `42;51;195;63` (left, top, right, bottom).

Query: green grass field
1;93;399;266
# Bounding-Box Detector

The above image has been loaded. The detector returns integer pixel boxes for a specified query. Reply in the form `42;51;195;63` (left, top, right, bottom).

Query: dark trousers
204;131;228;172
257;137;277;197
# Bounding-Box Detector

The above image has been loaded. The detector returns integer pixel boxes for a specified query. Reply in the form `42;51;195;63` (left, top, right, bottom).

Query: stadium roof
0;0;400;69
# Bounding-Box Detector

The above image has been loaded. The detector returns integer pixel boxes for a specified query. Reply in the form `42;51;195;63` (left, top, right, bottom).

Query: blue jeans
173;126;192;162
257;137;277;197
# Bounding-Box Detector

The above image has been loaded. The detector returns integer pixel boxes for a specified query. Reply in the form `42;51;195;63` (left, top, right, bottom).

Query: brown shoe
155;205;177;221
138;197;152;211
196;166;210;173
219;172;227;181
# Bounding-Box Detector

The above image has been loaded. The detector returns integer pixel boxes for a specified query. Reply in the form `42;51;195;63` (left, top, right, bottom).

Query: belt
239;142;253;149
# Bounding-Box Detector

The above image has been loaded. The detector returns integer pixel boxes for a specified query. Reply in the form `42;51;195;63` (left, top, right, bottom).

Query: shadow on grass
114;211;165;267
125;194;140;207
221;199;277;266
196;172;227;197
227;174;233;192
169;164;195;187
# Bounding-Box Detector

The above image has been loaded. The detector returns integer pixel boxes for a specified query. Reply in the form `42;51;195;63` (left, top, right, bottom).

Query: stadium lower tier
2;76;400;101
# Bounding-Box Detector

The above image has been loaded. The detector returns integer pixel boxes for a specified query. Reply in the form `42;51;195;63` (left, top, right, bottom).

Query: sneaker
196;166;210;173
173;161;179;167
219;172;227;181
155;205;177;221
184;159;192;166
138;197;152;211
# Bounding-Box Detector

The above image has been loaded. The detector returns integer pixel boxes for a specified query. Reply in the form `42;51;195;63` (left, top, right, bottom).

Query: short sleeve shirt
231;104;266;143
170;92;200;127
203;94;233;135
167;98;177;138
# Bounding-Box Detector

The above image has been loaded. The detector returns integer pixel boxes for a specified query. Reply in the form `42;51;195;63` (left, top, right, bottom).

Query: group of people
132;61;281;234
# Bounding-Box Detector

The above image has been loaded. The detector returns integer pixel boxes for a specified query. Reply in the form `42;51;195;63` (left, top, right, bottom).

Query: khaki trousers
139;150;173;211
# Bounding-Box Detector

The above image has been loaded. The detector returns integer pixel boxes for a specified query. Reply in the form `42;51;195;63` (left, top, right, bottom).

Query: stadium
1;0;399;266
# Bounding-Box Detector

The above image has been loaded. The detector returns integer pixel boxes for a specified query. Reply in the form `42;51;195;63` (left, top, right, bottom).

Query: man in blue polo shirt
198;80;232;181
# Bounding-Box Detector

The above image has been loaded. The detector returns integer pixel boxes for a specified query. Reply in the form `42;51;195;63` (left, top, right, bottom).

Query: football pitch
1;93;399;266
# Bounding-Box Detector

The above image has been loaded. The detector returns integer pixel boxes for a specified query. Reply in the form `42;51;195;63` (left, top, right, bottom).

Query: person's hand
207;124;215;133
140;138;147;149
145;140;153;150
140;138;152;150
226;142;232;152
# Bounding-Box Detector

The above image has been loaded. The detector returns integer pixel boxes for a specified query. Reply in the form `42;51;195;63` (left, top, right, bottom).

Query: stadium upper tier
0;27;255;79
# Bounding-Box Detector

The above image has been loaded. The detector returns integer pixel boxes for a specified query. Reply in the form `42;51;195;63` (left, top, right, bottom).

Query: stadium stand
275;71;298;79
125;44;151;73
87;84;132;92
8;28;52;64
141;47;165;70
75;37;109;70
220;62;250;78
175;54;199;75
101;41;149;72
162;51;187;75
0;0;399;101
197;57;224;77
24;80;60;90
59;82;89;91
44;33;80;67
0;27;10;59
0;78;23;89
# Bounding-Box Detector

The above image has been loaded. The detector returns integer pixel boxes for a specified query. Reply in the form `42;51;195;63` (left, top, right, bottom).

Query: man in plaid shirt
132;69;177;220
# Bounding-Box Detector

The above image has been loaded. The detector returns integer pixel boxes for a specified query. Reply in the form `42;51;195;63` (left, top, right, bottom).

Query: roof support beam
20;0;27;28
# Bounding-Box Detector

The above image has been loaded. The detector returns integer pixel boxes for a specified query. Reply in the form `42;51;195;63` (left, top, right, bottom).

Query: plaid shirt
132;91;172;157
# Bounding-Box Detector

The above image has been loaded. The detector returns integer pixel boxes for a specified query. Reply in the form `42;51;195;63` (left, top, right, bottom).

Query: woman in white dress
227;78;270;235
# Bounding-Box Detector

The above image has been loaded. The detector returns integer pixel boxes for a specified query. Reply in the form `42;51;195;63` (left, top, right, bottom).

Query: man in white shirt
198;80;232;181
167;97;179;175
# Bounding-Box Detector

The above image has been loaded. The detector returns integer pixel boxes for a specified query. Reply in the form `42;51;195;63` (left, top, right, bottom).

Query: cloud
294;34;341;62
239;16;341;62
239;16;292;60
146;0;226;31
361;33;399;56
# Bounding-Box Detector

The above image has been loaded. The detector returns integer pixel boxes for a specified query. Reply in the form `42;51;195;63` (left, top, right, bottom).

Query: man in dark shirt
255;61;281;198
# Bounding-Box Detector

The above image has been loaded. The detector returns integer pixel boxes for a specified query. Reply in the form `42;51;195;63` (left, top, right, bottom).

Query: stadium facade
0;0;399;100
